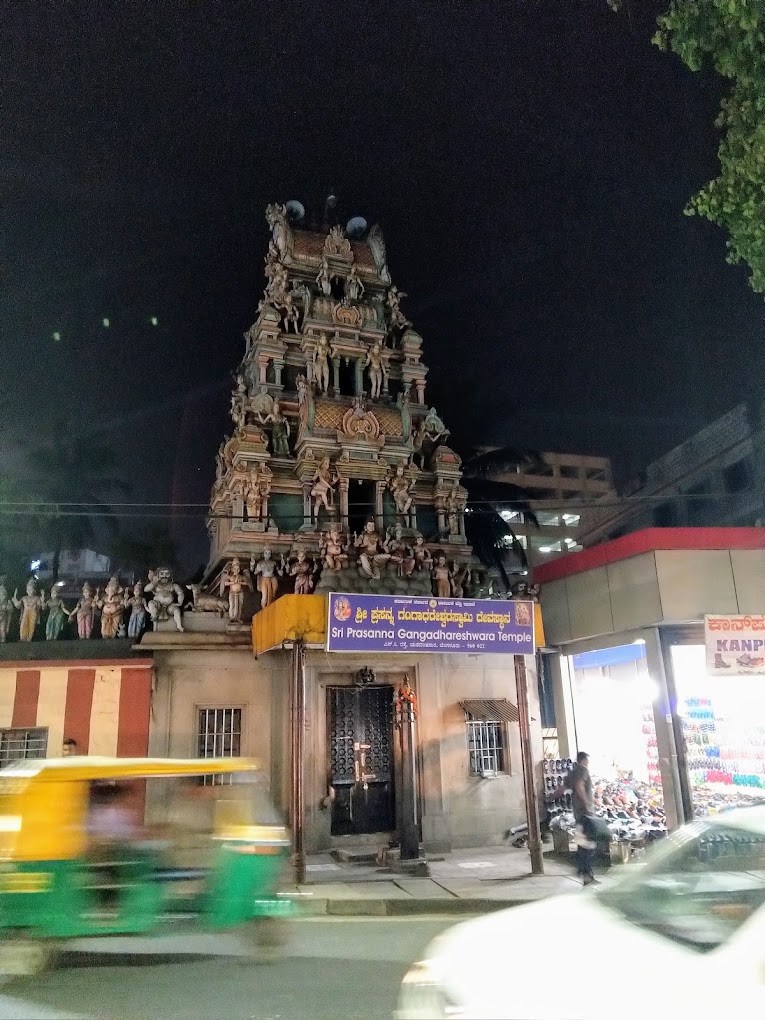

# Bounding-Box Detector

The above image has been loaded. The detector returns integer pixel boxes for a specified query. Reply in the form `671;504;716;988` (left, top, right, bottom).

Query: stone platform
316;565;432;596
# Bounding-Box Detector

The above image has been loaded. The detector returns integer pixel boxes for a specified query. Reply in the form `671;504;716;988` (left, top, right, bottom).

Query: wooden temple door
328;685;395;836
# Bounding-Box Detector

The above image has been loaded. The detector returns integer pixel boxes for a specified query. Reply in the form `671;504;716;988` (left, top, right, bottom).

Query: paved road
0;917;464;1020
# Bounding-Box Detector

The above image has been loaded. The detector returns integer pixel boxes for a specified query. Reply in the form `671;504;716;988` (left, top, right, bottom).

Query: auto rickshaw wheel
0;937;58;978
236;916;290;963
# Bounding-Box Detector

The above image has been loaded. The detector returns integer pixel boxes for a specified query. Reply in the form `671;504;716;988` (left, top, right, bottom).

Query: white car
395;808;765;1020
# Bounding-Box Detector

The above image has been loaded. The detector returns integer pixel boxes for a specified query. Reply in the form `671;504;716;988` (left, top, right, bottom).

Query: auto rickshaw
0;756;295;975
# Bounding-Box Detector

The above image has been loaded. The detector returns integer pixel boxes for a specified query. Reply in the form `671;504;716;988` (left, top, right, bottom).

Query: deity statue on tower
321;523;349;571
44;587;69;641
312;334;332;394
388;464;414;525
364;341;388;400
68;583;98;640
220;557;253;623
354;520;391;580
13;579;44;642
311;456;338;522
145;567;185;633
251;549;280;609
98;575;125;639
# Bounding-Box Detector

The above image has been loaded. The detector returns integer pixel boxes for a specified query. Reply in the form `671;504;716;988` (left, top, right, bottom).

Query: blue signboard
326;593;535;655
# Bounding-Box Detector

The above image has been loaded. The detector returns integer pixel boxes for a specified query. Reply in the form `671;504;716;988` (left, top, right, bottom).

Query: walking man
566;751;597;886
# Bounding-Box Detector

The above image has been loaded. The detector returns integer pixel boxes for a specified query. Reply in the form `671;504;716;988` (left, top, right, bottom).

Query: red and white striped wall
0;660;153;759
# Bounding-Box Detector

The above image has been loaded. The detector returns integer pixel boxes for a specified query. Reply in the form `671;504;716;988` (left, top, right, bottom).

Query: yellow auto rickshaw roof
0;757;261;785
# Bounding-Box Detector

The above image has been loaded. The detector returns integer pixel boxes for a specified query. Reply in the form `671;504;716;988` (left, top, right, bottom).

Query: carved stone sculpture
341;397;381;441
126;581;148;638
346;264;364;302
250;385;275;422
0;578;13;643
289;550;316;595
424;406;448;437
316;256;333;297
44;588;69;641
98;575;125;639
189;584;228;618
387;285;411;330
311;456;338;521
432;554;452;598
13;579;44;642
321;523;349;571
297;373;309;408
219;556;253;623
313;334;332;394
251;549;279;609
368;224;391;284
386;525;415;577
451;562;471;598
364;341;387;400
266;400;291;456
265;203;291;261
324;224;352;257
412;534;433;572
388;464;414;523
230;375;248;428
445;482;461;536
511;580;540;602
145;567;185;632
411;419;428;470
68;582;98;640
354;520;391;580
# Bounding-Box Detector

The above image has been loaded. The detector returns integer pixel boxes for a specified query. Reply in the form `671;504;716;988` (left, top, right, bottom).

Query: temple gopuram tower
143;202;542;858
206;201;478;609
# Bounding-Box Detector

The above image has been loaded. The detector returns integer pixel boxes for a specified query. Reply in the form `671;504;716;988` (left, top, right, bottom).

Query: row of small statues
0;571;183;643
0;545;538;642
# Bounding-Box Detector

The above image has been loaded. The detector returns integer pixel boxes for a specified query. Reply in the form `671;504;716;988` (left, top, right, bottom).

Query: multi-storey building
480;450;615;565
579;403;761;547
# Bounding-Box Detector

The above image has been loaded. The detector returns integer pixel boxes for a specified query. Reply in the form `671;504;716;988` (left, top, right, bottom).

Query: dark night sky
3;0;764;570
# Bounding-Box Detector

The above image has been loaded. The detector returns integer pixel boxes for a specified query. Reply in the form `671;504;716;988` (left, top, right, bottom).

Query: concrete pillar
550;653;577;759
273;360;284;387
354;357;365;395
415;380;425;405
644;628;685;832
258;357;269;384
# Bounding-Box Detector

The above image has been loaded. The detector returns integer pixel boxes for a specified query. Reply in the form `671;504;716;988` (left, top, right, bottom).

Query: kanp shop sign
327;593;535;655
705;614;765;675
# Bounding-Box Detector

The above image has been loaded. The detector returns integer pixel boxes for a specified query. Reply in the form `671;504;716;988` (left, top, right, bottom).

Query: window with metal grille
0;728;48;765
465;715;505;775
197;708;242;785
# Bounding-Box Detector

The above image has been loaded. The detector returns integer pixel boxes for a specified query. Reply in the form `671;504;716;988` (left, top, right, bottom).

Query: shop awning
252;594;327;655
460;699;519;724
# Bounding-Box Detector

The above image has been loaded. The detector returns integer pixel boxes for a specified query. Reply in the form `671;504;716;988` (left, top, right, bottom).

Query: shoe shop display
548;771;668;864
681;694;765;814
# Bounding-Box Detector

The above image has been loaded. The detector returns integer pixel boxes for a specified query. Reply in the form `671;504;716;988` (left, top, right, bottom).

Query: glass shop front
670;643;765;817
551;642;667;843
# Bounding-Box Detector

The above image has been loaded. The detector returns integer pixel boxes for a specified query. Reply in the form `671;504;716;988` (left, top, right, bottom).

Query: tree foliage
23;425;128;581
652;1;765;292
460;446;541;587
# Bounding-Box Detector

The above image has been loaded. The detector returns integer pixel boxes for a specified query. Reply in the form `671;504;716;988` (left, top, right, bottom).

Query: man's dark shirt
566;763;594;822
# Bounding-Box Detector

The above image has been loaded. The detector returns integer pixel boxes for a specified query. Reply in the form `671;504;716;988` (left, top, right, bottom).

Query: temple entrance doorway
327;685;395;836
